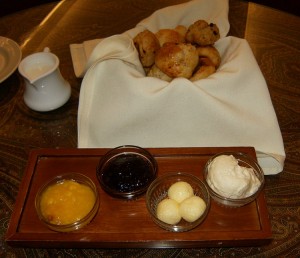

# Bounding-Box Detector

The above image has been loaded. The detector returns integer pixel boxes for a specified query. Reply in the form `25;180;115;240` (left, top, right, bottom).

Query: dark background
250;0;300;16
0;0;58;17
0;0;299;17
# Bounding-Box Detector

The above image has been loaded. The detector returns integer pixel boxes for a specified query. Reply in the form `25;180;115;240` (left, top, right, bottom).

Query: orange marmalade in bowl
35;173;99;232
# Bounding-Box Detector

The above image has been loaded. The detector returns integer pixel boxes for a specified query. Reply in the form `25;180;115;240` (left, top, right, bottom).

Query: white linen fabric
75;0;285;175
70;39;101;78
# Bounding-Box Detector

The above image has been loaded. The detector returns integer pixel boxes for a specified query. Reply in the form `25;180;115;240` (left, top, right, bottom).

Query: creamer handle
43;47;50;53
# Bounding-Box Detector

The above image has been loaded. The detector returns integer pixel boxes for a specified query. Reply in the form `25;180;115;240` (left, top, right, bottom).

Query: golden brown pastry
147;64;173;82
155;29;185;47
174;25;188;39
133;19;221;82
196;46;221;68
190;57;216;82
155;43;199;79
133;30;160;67
185;20;220;46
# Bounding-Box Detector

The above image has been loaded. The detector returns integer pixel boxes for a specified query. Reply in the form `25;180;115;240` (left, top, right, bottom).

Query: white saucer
0;36;22;83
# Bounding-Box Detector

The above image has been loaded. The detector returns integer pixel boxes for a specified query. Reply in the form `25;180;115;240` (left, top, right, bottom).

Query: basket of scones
133;19;221;82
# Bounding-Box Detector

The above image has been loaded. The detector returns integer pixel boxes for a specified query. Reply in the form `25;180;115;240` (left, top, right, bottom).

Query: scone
133;30;160;67
155;42;199;79
185;20;220;46
197;45;221;68
174;25;188;39
190;57;216;82
155;28;185;47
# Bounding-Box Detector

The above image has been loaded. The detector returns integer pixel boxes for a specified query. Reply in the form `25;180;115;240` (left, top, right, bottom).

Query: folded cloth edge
70;39;102;78
256;151;285;175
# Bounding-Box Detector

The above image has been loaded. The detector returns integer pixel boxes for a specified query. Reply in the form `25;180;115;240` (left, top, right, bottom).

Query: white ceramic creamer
18;48;71;112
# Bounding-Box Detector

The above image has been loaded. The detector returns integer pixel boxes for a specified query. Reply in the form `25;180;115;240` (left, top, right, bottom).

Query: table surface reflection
0;0;299;257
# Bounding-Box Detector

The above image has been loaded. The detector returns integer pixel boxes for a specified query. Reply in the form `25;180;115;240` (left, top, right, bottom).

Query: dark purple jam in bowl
96;146;157;199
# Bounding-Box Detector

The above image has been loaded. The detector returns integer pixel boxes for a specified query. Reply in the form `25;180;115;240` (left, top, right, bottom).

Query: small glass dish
203;152;265;208
96;145;157;199
35;173;99;232
146;172;210;232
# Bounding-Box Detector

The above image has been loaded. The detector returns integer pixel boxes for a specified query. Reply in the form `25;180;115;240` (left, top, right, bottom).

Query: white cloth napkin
75;0;285;175
70;39;101;78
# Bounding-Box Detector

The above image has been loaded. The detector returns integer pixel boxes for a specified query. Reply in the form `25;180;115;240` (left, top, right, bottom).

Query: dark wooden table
0;0;299;257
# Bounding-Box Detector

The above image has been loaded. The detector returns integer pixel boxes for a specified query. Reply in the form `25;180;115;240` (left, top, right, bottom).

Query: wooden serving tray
6;147;272;248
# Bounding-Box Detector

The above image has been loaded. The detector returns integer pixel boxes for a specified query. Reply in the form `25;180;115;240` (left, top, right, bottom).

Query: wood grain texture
6;147;271;248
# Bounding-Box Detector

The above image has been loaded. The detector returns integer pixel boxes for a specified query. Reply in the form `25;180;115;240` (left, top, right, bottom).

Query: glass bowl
35;173;99;232
146;172;210;232
96;145;157;199
203;152;265;208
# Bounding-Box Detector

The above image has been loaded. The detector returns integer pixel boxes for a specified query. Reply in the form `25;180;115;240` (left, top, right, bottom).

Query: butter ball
168;181;194;203
179;196;206;222
156;198;181;225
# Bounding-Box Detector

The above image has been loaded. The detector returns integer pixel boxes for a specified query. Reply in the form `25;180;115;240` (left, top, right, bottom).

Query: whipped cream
207;155;261;199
